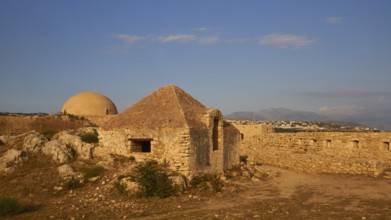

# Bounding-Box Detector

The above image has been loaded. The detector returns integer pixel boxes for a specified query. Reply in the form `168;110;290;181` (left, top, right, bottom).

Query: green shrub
114;181;127;195
224;165;242;179
39;127;59;140
190;173;223;192
63;178;81;190
0;197;26;217
79;165;106;179
129;156;136;162
79;132;99;143
131;160;176;198
239;155;248;164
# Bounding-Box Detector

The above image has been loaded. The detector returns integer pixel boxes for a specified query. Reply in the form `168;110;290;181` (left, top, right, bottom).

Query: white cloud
115;34;143;44
259;34;314;48
158;34;196;43
199;36;220;45
326;16;342;24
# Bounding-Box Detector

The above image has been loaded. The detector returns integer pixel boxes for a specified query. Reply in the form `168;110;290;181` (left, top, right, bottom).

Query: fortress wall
0;116;86;135
0;116;33;135
84;115;116;127
235;125;391;176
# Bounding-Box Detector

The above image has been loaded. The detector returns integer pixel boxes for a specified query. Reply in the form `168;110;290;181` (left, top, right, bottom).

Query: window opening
383;142;390;151
130;139;152;153
212;118;219;151
324;140;332;147
351;140;359;148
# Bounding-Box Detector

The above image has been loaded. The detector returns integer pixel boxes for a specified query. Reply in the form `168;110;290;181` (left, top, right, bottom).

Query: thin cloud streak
157;34;196;43
259;34;314;48
224;38;251;43
111;32;315;49
294;90;391;99
317;105;362;115
199;36;220;45
115;34;143;44
193;27;209;32
326;16;342;24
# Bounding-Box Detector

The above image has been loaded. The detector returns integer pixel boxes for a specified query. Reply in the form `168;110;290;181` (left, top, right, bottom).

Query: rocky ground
1;155;391;219
1;130;391;219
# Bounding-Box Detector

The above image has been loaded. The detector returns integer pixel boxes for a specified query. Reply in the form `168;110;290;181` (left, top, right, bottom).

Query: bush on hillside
79;132;99;144
39;127;59;140
130;160;177;198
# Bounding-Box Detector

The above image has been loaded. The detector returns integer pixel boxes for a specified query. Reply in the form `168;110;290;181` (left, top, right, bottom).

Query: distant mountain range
225;108;391;131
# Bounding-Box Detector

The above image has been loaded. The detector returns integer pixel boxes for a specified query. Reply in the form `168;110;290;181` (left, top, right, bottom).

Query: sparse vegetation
111;155;136;164
79;165;106;179
190;173;224;193
39;127;59;140
63;177;82;190
129;155;136;162
79;131;99;144
239;155;248;164
0;197;30;217
113;174;129;195
63;112;83;121
130;160;177;198
224;164;242;179
114;181;127;194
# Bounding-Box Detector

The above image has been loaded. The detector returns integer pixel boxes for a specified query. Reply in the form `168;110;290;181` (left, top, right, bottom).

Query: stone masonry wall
223;124;240;170
98;128;192;176
236;125;391;177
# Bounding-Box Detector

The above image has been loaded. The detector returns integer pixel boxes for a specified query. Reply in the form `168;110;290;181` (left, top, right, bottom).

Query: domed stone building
61;92;118;116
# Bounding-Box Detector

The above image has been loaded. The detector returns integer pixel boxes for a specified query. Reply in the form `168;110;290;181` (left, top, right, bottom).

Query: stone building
99;85;240;176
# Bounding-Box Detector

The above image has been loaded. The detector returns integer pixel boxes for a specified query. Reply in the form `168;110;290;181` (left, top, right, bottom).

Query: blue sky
1;0;391;117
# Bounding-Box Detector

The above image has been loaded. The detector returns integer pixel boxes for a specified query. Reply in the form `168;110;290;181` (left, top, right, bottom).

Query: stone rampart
235;125;391;177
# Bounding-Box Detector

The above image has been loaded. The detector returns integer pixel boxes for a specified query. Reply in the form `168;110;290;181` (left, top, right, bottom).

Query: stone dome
61;92;118;116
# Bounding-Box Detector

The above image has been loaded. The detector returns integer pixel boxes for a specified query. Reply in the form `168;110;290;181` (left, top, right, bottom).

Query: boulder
96;155;116;169
118;177;139;194
0;149;28;173
169;175;187;189
57;164;76;177
5;131;46;152
55;131;94;160
22;131;46;152
0;135;8;145
41;140;73;163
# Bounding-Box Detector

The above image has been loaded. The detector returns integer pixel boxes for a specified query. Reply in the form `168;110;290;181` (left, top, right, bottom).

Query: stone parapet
236;124;391;177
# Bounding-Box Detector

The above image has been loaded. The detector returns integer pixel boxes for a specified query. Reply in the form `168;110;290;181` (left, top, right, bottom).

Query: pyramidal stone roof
103;85;208;130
